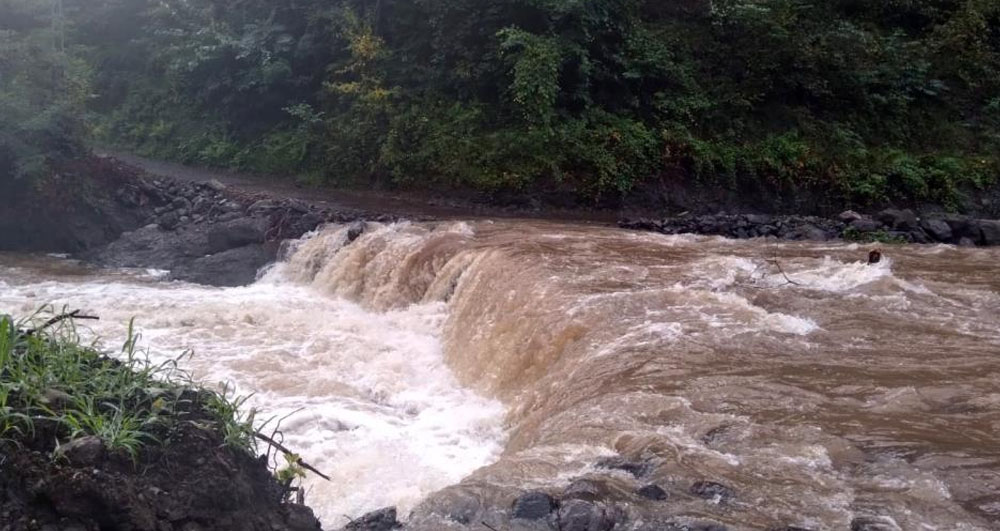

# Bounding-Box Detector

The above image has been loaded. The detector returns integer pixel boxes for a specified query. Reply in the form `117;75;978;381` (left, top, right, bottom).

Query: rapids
2;220;999;530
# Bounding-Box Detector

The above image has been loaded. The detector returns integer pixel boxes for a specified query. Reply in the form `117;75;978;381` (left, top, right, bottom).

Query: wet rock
512;491;557;520
789;223;829;241
170;244;277;287
919;218;953;242
346;221;367;243
877;209;919;232
839;210;863;222
596;456;651;478
55;436;105;467
849;516;901;531
958;237;977;247
157;211;181;231
284;504;322;531
171;196;192;211
551;499;621;531
636;484;668;501
635;521;728;531
204;179;227;192
563;479;606;502
207;218;266;254
343;507;401;531
979;220;1000;246
849;217;882;233
689;481;734;503
768;527;814;531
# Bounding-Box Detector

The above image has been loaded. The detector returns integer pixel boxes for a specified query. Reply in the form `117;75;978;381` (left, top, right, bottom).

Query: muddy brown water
2;221;999;530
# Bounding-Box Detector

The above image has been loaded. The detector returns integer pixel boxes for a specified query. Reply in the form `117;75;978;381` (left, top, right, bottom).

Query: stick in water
254;431;332;481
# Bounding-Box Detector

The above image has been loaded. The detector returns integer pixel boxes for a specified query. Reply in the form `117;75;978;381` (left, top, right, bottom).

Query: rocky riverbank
620;208;1000;246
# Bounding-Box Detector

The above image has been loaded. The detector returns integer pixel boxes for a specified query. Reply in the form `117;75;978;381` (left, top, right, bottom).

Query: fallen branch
254;431;331;481
23;310;99;337
767;257;801;286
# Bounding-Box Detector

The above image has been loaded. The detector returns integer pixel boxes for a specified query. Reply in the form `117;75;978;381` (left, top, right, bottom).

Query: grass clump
0;308;258;461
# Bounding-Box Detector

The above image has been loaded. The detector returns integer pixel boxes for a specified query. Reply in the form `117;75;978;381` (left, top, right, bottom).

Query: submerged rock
551;499;622;531
512;491;558;520
689;481;735;503
636;484;668;501
596;456;651;478
343;507;402;530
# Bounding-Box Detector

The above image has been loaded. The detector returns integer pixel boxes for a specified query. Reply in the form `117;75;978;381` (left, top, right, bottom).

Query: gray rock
346;221;367;243
56;436;105;467
979;220;1000;246
551;499;620;531
690;481;734;503
207;218;267;254
512;491;557;520
192;196;211;214
958;237;977;247
563;479;606;502
838;210;863;222
284;504;322;531
248;199;284;214
850;516;901;531
596;456;651;478
919;219;953;242
171;196;192;211
877;209;919;231
171;244;277;287
157;211;181;231
636;484;668;501
204;179;227;192
343;507;400;531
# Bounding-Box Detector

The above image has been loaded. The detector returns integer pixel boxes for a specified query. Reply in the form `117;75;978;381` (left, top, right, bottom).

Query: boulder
55;436;105;467
636;484;668;501
346;221;368;243
343;507;401;531
596;456;651;478
512;491;557;520
551;499;622;531
838;210;863;223
850;516;901;531
919;219;953;242
563;479;608;502
170;244;277;287
157;211;181;231
979;220;1000;246
204;179;227;192
877;209;919;232
207;218;266;254
690;481;735;503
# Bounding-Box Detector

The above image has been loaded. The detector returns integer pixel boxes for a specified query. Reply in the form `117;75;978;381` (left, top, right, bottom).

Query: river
2;220;999;530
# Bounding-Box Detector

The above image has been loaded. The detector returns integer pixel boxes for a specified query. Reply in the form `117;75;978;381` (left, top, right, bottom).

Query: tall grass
0;308;259;459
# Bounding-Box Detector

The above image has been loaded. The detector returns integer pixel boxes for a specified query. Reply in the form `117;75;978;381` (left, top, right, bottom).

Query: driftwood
22;310;99;337
254;431;332;481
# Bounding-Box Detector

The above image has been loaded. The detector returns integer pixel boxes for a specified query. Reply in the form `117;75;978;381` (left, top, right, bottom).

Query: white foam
0;272;506;526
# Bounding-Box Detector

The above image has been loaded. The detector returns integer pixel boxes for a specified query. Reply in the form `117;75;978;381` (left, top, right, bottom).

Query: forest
2;0;999;209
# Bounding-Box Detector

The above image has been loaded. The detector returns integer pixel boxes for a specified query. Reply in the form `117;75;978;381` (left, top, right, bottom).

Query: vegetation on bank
2;0;999;209
0;308;312;500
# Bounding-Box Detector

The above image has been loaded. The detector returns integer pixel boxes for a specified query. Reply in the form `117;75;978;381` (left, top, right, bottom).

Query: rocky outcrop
620;208;1000;246
72;156;396;286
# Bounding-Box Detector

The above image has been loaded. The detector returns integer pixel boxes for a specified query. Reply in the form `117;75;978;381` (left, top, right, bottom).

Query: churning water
2;220;999;530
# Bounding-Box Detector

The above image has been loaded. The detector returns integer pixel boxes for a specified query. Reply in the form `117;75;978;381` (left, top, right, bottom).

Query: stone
56;436;105;467
157;211;181;231
207;218;266;254
877;209;919;232
343;507;401;531
958;237;977;247
596;456;651;478
979;220;1000;246
838;210;863;222
170;244;277;287
204;179;227;192
919;219;953;242
551;499;620;531
248;199;284;214
511;491;557;520
171;196;192;211
689;481;734;503
346;221;367;243
284;504;322;531
563;479;606;502
636;484;668;501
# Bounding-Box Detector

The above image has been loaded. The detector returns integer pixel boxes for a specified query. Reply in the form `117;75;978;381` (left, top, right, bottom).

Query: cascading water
2;220;999;530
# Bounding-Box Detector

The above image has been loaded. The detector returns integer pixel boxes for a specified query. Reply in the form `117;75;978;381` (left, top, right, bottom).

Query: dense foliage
4;0;1000;208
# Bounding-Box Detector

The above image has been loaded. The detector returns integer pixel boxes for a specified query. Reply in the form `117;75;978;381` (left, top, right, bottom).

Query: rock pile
620;208;1000;246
